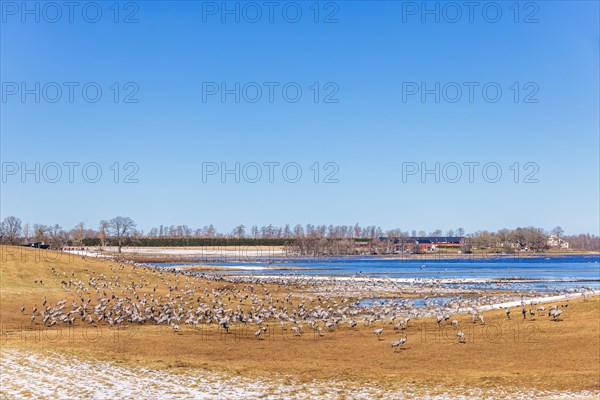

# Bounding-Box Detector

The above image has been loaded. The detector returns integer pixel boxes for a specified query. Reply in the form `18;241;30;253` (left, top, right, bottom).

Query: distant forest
1;216;598;253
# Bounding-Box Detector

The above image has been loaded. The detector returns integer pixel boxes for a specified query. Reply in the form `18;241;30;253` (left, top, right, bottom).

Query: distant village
1;215;596;256
366;235;569;255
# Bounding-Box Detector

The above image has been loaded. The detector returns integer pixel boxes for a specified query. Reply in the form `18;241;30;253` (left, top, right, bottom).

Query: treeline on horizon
0;216;598;252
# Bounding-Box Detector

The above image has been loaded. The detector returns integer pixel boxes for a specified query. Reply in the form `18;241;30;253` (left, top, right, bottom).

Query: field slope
1;246;599;398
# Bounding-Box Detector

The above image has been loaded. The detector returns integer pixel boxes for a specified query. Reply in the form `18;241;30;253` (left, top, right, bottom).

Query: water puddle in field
357;296;456;308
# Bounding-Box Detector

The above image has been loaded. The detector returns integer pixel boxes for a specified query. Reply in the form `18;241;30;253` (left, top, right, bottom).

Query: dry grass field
1;246;599;398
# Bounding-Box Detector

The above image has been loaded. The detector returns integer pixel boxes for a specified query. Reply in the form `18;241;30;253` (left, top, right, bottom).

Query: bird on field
550;308;562;321
373;328;383;340
456;331;465;343
505;308;511;319
291;326;303;336
537;306;545;316
391;335;407;352
522;307;527;319
24;256;582;348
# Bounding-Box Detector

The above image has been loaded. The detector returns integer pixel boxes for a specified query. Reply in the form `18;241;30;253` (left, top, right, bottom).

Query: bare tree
293;224;304;238
33;224;50;243
353;223;361;238
563;233;599;250
232;224;246;238
98;220;109;249
203;224;216;237
48;224;67;249
526;227;549;252
107;217;136;253
1;216;22;244
22;223;30;242
551;226;564;240
71;222;86;246
283;224;291;238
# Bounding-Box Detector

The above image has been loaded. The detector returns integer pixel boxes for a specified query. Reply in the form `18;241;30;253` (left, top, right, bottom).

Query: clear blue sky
1;1;598;235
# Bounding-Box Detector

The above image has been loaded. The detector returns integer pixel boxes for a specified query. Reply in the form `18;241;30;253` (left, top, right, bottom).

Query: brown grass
1;245;599;393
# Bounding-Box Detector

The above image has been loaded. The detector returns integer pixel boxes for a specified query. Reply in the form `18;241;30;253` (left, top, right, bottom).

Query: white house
547;235;569;249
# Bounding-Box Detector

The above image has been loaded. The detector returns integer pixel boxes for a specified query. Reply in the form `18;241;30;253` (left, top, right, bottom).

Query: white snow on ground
475;292;596;311
61;249;109;258
1;348;598;400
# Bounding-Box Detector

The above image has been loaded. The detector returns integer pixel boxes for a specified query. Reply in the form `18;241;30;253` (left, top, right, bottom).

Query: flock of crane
21;258;580;352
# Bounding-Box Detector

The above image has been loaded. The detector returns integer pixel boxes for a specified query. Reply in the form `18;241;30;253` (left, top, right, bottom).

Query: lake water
357;297;456;308
153;254;600;291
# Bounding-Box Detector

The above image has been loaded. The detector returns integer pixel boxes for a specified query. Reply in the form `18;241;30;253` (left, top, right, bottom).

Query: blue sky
1;1;599;235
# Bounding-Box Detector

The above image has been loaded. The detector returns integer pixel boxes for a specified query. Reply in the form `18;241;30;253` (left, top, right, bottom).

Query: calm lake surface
153;255;600;291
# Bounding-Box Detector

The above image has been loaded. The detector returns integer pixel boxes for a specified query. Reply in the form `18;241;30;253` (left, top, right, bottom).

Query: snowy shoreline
2;348;598;400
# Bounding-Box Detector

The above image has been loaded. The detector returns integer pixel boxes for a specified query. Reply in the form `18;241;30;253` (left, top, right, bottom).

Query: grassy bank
1;246;598;395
